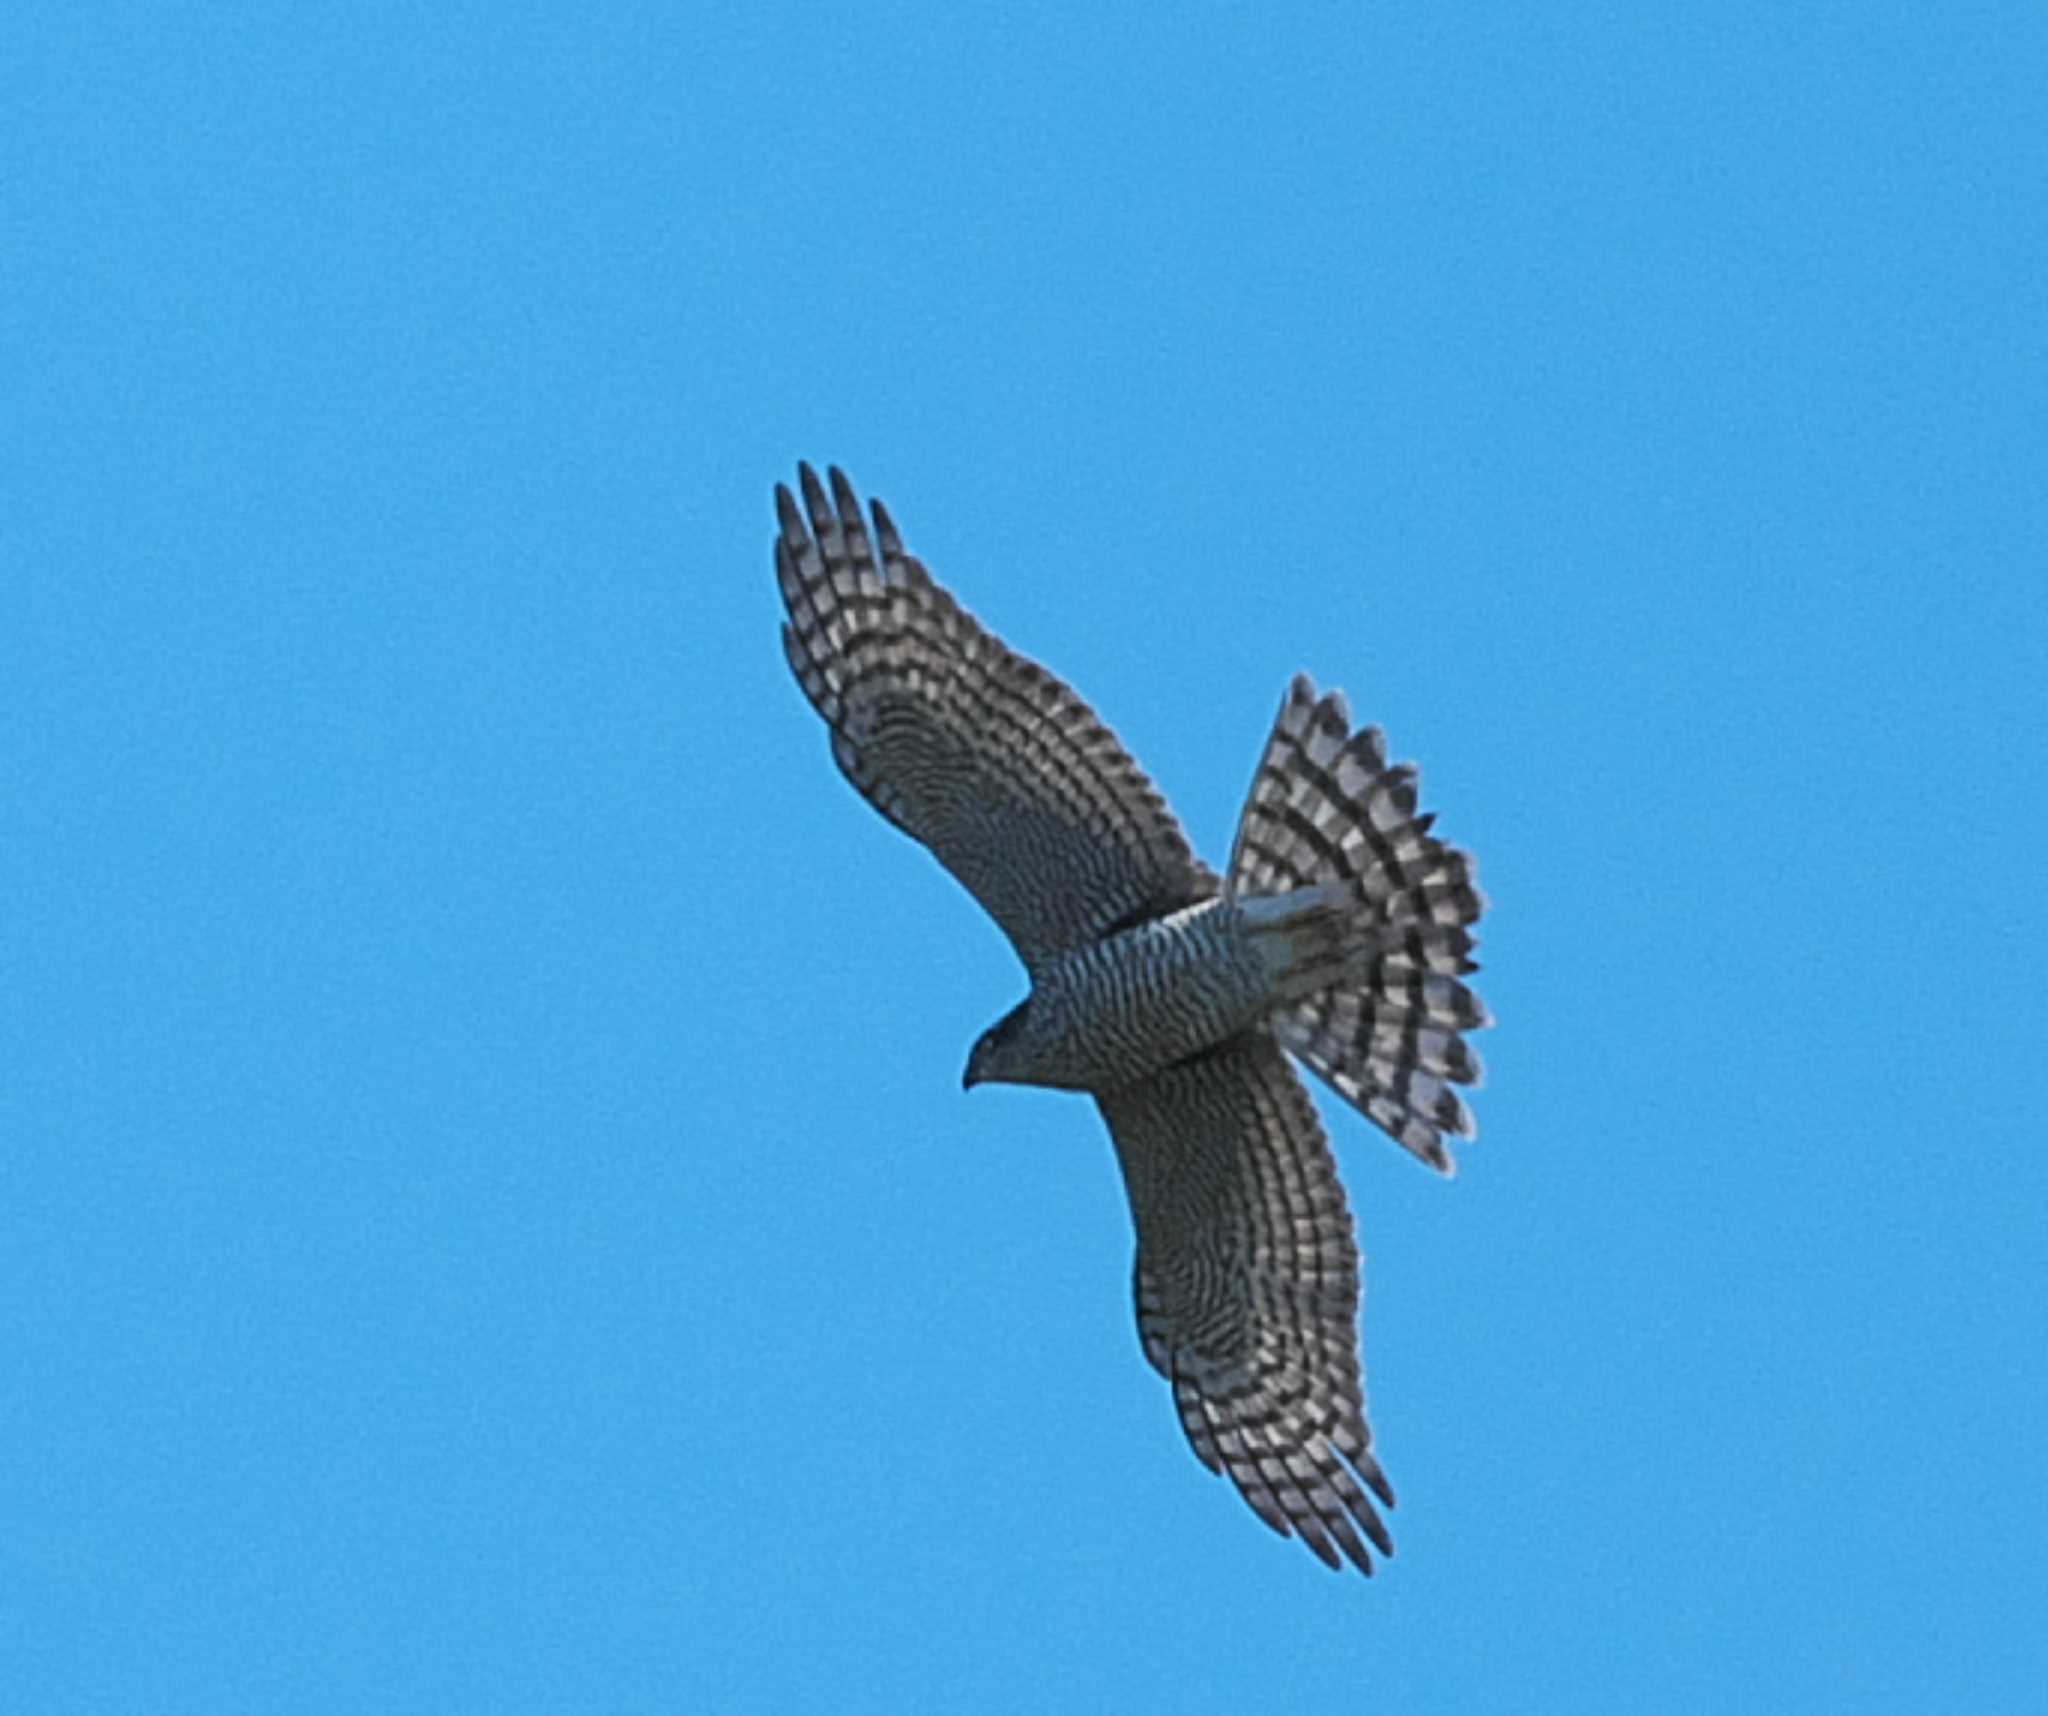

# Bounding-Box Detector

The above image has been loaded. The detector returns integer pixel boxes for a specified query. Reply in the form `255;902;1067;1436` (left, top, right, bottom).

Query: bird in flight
774;465;1489;1574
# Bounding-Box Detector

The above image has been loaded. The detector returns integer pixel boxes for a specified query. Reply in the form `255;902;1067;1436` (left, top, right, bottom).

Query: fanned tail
1229;675;1491;1173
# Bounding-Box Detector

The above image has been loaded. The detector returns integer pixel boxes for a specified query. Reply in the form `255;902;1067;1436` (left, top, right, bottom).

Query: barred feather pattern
776;465;1493;1577
1229;675;1491;1173
776;464;1215;973
1103;1031;1396;1574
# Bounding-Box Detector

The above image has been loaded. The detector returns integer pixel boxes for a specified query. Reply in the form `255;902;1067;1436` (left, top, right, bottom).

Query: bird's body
774;464;1490;1575
971;897;1296;1092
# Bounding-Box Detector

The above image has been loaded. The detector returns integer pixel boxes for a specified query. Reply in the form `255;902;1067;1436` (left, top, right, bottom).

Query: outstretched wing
776;464;1215;971
1097;1030;1397;1574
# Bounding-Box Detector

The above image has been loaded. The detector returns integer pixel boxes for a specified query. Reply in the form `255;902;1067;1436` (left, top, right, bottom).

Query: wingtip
1359;1455;1397;1517
797;461;831;525
827;464;862;523
871;495;902;556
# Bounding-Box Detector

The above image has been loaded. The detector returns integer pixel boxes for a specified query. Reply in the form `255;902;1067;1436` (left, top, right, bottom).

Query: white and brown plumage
775;464;1489;1575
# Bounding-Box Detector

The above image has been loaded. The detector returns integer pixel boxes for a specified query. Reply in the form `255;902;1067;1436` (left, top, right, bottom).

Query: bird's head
963;1000;1033;1090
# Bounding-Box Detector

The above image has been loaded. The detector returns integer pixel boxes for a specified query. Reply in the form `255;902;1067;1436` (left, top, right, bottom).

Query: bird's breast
1022;901;1273;1091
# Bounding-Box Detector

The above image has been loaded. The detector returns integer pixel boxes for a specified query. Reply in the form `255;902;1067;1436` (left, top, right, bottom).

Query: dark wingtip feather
774;481;807;544
827;464;862;525
871;496;903;557
1301;1526;1343;1572
798;462;832;529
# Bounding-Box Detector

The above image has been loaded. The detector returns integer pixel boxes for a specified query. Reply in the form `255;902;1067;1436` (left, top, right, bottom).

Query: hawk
775;465;1489;1575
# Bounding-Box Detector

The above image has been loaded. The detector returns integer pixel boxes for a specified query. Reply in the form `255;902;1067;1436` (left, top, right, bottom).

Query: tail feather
1230;675;1491;1174
1237;881;1372;1002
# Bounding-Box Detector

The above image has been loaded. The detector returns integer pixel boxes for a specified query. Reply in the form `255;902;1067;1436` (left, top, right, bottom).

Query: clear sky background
5;6;2043;1711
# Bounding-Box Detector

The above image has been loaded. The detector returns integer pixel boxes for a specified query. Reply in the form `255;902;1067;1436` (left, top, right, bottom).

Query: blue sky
5;5;2043;1710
